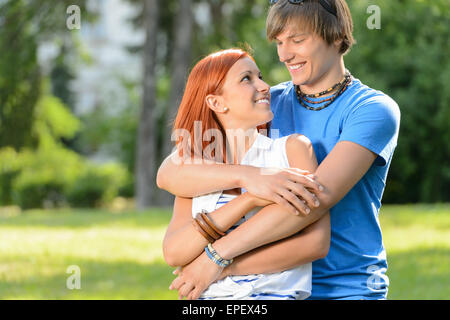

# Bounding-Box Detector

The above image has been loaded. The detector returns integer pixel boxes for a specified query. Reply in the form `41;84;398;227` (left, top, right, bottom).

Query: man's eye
293;39;304;44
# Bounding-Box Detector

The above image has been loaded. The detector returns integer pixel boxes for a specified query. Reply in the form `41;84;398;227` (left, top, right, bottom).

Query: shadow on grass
0;208;172;229
0;258;178;300
387;247;450;300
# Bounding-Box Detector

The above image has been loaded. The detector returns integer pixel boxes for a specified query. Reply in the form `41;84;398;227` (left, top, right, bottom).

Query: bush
0;147;24;206
11;147;84;209
66;163;130;208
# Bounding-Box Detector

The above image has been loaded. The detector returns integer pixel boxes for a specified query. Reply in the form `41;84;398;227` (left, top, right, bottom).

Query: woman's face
215;57;273;130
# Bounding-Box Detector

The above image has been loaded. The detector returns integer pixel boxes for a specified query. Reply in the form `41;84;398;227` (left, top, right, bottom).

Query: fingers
187;287;202;300
169;275;184;291
285;180;320;209
178;282;195;300
277;188;311;216
172;267;181;276
284;169;324;194
272;194;299;215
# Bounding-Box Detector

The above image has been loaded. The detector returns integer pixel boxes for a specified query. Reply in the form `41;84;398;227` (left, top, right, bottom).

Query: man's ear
334;38;344;51
205;94;226;113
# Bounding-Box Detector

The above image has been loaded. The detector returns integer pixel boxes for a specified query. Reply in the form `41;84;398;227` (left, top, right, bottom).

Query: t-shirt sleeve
338;94;401;166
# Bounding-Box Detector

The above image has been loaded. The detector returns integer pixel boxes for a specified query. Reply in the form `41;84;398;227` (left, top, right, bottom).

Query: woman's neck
224;127;259;165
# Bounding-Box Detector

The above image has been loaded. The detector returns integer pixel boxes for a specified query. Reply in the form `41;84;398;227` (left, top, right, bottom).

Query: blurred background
0;0;448;300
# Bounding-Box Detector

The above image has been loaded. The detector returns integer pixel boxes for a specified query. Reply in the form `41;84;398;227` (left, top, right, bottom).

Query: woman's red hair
172;48;269;163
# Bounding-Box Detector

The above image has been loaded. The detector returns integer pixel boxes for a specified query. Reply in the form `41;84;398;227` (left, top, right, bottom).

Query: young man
157;0;400;300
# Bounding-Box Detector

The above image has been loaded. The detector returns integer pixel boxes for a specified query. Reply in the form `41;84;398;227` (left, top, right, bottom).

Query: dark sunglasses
269;0;337;17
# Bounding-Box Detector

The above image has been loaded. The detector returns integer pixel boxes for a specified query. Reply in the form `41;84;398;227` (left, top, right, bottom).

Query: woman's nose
257;78;270;92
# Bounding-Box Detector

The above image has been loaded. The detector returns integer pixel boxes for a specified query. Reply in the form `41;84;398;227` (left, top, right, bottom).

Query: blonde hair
266;0;355;55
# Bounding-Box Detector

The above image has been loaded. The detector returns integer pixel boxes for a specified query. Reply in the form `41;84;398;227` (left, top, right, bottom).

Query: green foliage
67;163;130;208
0;147;24;205
345;0;450;202
11;147;84;209
32;90;81;149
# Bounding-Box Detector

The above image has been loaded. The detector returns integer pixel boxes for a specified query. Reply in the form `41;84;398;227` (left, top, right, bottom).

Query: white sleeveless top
192;133;312;300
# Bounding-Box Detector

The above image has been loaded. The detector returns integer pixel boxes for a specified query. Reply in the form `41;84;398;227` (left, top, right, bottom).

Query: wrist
240;191;256;209
235;165;253;189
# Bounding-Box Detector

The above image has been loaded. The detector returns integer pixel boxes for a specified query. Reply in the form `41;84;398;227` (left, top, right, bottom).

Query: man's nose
278;44;295;64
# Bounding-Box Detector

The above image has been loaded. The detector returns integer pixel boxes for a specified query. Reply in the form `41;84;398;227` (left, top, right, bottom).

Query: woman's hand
245;192;274;207
169;251;224;300
241;166;323;216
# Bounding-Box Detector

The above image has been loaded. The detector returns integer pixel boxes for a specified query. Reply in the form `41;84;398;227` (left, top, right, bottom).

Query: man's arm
156;151;323;215
211;140;377;261
223;214;330;277
157;152;242;197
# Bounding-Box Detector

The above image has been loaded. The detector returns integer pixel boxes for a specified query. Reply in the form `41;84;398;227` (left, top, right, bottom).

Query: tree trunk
158;0;194;206
135;0;159;210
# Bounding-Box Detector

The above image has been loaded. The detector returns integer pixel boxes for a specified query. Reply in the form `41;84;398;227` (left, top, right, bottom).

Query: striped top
192;133;312;300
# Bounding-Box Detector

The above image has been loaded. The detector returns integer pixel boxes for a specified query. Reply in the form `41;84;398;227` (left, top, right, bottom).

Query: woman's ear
205;94;227;113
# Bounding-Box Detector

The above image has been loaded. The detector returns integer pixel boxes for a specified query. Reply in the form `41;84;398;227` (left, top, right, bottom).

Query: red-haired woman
161;49;330;300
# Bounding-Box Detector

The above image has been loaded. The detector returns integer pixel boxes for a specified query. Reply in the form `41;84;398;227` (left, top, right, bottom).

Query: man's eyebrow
275;32;308;41
288;33;307;38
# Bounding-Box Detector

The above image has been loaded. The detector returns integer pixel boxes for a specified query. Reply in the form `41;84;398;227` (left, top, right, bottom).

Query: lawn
0;204;449;300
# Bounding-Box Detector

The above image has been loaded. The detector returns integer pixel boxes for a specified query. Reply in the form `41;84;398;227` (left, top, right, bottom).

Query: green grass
0;204;449;300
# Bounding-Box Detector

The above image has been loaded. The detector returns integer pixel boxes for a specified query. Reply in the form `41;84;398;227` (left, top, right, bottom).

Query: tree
135;0;160;210
159;0;194;206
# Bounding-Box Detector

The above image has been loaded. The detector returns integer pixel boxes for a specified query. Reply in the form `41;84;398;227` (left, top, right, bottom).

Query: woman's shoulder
285;134;313;152
284;134;317;170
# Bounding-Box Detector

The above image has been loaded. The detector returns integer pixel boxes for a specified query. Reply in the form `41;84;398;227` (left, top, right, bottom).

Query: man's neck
299;58;346;96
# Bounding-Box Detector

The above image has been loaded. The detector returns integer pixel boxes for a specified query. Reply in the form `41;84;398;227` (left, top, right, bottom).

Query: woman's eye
242;75;250;82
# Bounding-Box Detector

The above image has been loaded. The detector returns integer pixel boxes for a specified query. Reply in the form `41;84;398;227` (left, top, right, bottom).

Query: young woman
161;49;330;300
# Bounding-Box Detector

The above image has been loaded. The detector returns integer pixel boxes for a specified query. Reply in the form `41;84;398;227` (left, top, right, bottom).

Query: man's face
274;23;341;86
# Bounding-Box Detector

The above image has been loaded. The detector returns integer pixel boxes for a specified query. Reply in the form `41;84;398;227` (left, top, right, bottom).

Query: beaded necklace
295;72;352;111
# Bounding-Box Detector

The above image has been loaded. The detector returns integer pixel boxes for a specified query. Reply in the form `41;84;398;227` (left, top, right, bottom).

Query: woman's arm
163;193;261;267
170;135;330;299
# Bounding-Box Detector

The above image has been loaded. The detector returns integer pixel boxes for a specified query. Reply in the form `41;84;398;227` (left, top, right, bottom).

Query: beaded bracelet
204;243;233;268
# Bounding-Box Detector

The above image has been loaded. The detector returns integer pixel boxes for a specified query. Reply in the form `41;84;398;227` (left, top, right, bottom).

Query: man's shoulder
270;81;294;98
350;78;399;112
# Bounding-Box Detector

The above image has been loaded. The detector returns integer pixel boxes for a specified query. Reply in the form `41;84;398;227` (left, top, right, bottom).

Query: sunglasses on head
269;0;337;17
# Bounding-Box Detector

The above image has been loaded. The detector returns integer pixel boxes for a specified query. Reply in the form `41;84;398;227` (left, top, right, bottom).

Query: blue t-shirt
269;77;401;300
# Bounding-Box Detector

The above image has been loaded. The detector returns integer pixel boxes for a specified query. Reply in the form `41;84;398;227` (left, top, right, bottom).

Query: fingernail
306;208;311;214
295;210;300;215
319;185;324;191
315;200;320;207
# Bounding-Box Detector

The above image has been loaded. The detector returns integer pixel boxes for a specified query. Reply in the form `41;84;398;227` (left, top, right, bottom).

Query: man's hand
241;167;323;216
169;251;223;300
